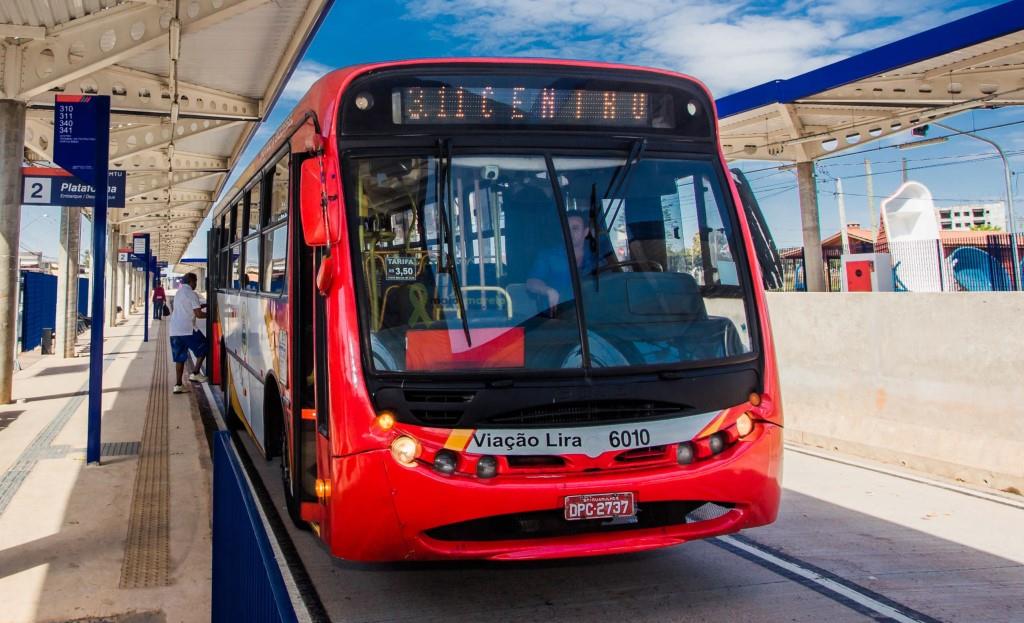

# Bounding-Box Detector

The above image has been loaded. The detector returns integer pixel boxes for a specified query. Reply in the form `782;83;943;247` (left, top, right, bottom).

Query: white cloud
281;59;333;102
402;0;1002;96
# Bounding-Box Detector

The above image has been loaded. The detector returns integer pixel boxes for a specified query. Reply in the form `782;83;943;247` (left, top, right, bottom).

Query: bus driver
526;210;598;313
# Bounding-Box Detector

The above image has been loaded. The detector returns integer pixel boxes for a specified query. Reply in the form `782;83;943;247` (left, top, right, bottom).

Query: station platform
0;312;211;623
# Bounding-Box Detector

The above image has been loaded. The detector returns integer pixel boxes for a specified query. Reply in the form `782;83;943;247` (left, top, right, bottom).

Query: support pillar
796;161;825;292
107;225;118;327
117;257;127;321
56;207;82;358
0;100;26;403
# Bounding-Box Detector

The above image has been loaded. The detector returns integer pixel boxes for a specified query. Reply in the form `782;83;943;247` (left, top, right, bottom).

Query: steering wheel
594;259;665;274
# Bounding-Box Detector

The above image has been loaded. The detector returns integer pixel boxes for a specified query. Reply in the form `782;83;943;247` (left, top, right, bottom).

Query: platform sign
54;96;109;185
133;234;151;344
118;252;128;262
22;167;125;208
54;95;111;466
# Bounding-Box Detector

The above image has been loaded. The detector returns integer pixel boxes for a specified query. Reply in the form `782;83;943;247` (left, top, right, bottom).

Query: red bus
207;59;782;561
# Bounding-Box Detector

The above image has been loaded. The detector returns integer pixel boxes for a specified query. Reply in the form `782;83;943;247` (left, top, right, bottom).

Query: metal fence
773;234;1023;292
776;247;845;292
212;431;297;623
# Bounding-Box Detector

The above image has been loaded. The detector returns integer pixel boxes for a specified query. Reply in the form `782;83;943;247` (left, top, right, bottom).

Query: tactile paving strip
119;321;171;588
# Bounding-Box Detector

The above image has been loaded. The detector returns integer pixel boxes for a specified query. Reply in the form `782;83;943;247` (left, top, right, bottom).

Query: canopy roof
1;0;333;261
717;0;1024;162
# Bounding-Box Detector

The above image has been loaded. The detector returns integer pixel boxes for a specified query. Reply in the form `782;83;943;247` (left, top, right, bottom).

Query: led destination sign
393;85;675;128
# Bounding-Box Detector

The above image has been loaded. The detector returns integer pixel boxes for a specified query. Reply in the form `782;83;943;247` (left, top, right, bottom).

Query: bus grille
486;400;684;427
424;501;733;542
405;390;475;426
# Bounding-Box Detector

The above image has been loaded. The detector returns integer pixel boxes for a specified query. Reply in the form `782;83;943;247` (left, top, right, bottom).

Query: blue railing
212;431;297;623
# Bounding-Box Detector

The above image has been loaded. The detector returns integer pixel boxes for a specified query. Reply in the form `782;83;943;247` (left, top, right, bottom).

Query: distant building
936;203;1005;231
779;224;875;259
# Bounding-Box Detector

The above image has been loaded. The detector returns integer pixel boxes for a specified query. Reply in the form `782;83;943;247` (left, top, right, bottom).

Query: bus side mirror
300;158;330;246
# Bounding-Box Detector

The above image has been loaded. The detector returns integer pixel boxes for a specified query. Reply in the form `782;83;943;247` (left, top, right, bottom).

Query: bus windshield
348;153;753;373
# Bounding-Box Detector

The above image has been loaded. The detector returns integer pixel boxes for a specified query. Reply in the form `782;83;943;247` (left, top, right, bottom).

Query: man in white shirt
169;273;208;393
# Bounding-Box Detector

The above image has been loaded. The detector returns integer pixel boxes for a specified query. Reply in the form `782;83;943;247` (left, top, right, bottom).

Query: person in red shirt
152;280;167;320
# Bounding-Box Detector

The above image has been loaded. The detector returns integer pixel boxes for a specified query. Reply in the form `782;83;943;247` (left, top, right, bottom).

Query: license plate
564;492;635;521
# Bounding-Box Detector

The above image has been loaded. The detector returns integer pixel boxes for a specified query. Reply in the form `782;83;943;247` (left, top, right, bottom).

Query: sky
22;0;1024;261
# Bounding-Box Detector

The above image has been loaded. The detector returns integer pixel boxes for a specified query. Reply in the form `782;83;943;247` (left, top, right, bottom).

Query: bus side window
262;224;287;294
230;243;242;289
266;151;289;225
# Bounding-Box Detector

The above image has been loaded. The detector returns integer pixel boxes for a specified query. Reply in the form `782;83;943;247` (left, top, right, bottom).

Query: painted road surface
231;431;1024;623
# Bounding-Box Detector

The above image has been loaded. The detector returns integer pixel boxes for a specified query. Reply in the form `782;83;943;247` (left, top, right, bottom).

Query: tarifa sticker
385;255;418;281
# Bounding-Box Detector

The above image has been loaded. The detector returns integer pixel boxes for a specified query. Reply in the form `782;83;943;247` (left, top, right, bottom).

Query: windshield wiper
435;139;472;346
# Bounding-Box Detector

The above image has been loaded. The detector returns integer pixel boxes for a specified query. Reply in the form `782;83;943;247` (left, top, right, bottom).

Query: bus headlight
736;413;754;438
390;436;420;466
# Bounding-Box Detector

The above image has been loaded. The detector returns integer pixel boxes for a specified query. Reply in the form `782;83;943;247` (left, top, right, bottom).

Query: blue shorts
170;332;207;363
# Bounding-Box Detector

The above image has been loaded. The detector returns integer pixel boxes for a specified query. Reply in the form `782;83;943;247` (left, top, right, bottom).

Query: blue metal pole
144;238;150;343
86;192;108;464
86;106;110;466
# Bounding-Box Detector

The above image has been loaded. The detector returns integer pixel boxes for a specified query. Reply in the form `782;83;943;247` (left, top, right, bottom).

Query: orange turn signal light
374;411;396;431
315;478;331;501
748;392;762;407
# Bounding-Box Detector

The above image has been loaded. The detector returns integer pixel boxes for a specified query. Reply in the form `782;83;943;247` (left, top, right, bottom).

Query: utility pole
865;159;877;241
837;178;851;255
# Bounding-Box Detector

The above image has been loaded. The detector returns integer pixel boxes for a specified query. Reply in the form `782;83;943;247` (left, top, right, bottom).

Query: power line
817;151;1022;182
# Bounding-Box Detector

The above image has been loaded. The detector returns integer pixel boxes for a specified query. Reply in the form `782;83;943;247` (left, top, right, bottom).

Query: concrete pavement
0;312;211;623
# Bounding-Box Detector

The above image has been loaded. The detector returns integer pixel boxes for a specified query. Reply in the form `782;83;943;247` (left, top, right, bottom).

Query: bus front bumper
324;423;781;561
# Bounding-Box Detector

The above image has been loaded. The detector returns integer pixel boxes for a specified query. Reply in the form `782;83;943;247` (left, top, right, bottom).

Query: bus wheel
280;430;308;530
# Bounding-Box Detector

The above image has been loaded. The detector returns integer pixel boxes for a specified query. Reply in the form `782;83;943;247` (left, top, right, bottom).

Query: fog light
476;455;498;478
390;435;420;466
434;449;458;475
708;432;726;455
676;441;695;465
736;412;754;438
374;411;396;431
